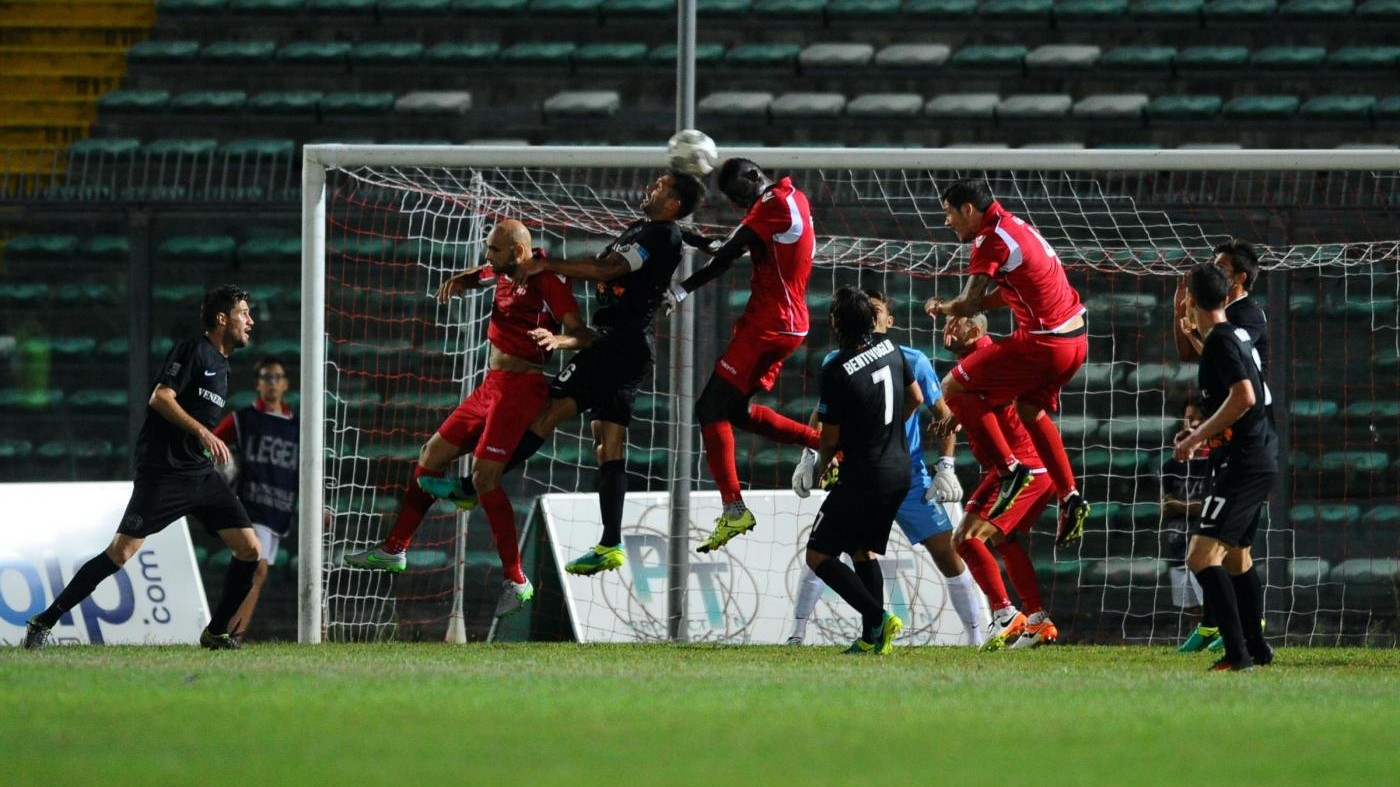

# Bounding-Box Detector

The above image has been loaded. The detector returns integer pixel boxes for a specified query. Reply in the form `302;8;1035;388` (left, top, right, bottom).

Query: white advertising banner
540;490;986;645
0;482;209;646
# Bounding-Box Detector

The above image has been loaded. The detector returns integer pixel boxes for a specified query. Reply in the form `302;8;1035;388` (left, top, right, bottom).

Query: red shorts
713;326;806;394
965;468;1055;535
437;370;548;463
951;330;1087;412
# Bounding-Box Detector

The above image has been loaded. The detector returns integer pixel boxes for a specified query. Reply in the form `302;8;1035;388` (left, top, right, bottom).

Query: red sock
383;465;442;554
1024;412;1077;499
995;538;1044;615
479;487;525;584
957;537;1010;609
700;421;743;504
946;391;1016;472
739;403;820;449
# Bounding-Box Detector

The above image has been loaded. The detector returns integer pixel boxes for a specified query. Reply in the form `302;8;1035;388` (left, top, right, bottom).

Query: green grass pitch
5;644;1398;786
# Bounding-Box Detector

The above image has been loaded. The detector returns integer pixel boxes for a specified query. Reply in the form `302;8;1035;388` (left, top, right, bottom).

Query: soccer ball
667;129;719;177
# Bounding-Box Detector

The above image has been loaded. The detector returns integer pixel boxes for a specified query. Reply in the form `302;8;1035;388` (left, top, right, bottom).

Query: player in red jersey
943;315;1060;651
924;178;1090;548
344;219;588;619
665;158;821;554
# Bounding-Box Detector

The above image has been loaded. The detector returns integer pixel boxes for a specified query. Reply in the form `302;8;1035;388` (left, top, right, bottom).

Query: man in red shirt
924;178;1090;547
666;158;821;553
344;219;588;619
944;315;1059;650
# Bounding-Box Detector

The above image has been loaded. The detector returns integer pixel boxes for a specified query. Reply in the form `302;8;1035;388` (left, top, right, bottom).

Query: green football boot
565;544;625;576
416;475;478;511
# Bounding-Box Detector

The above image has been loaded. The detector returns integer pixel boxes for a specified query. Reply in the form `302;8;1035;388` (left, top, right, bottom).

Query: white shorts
253;523;282;566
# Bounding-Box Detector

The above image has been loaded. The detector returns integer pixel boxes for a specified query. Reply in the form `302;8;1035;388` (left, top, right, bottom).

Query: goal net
301;147;1400;647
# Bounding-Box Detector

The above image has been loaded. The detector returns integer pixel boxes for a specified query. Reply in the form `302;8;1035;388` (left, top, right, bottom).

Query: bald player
344;220;589;619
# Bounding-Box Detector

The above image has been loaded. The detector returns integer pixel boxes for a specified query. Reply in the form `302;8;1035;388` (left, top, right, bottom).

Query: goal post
300;145;1400;646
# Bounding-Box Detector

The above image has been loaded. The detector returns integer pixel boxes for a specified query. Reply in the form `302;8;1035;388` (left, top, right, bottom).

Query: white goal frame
298;145;1397;644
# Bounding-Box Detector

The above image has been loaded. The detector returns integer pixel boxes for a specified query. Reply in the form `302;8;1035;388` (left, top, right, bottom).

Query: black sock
853;559;883;608
36;552;121;628
460;430;545;496
597;460;627;547
814;558;883;634
1231;567;1266;650
208;557;258;636
1200;606;1217;629
1195;566;1249;666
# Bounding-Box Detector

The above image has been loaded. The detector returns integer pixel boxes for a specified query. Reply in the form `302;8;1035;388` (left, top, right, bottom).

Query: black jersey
591;219;684;338
1161;453;1212;528
817;337;913;486
1225;295;1268;377
1199;322;1278;473
134;336;230;475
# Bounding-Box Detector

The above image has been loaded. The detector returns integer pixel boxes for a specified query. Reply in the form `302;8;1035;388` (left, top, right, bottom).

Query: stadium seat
279;41;353;64
925;93;1001;118
873;43;951;68
54;284;118;306
1362;504;1400;526
827;0;900;15
725;43;802;67
1203;0;1278;18
1076;362;1122;389
542;90;620;116
157;0;227;12
1024;45;1101;70
248;90;323;113
1072;94;1150;120
1092;557;1168;582
649;43;726;65
1357;0;1400;17
949;44;1028;71
1331;559;1400;583
157;234;237;264
0;283;49;306
1128;362;1197;389
395;91;472;114
67;389;129;412
381;0;455;11
696;0;752;13
1104;416;1178;447
752;0;827;15
602;0;672;14
1319;451;1390;474
846;93;924;118
128;40;201;64
1146;94;1223;120
1223;94;1301;119
452;0;530;11
1055;0;1130;20
5;234;79;261
980;0;1054;19
230;0;302;11
1301;95;1377;120
500;42;576;65
997;94;1073;119
424;42;501;65
573;43;649;66
171;90;248;112
1289;557;1331;583
1343;400;1400;419
1290;399;1340;418
1291;502;1361;526
1251;46;1328;70
97;90;171;111
799;43;875;68
1130;0;1204;17
1055;415;1101;442
1099;45;1176;71
202;40;278;64
1326;46;1400;69
351;42;425;65
904;0;977;15
1176;45;1251;71
320;92;396;114
528;0;603;13
1279;0;1355;16
309;0;377;9
698;91;774;116
770;92;847;117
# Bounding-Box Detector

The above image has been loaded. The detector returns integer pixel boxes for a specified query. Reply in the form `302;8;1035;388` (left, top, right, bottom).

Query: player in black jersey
1173;263;1279;671
23;285;261;651
420;170;705;576
1175;239;1269;376
793;287;923;655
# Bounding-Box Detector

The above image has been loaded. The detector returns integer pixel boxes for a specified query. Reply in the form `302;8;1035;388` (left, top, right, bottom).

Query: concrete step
0;28;146;48
0;99;99;126
0;4;156;28
0;74;122;99
0;49;128;76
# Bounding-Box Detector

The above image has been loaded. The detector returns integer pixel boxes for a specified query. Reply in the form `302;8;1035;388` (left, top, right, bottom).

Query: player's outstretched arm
1173;379;1255;461
530;312;599;352
1172;275;1204;361
149;384;230;464
517;252;631;284
436;264;492;304
676;225;759;296
925;274;994;318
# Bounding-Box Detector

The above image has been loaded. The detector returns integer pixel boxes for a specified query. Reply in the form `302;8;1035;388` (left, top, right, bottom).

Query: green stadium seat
800;43;875;68
1290;502;1360;526
230;0;303;10
1223;94;1300;119
145;138;219;156
1056;0;1129;20
171;90;247;111
574;42;649;66
97;89;170;111
1146;94;1223;120
997;94;1073;119
279;41;352;64
1128;362;1197;388
527;0;602;12
874;43;951;68
351;42;424;64
649;43;727;64
602;0;672;14
308;0;377;10
771;92;847;117
452;0;529;11
1343;400;1400;419
1289;557;1331;583
68;389;129;412
1376;96;1400;119
1203;0;1278;17
500;41;577;64
249;90;323;113
128;40;201;63
1357;0;1400;17
1362;504;1400;526
158;0;227;10
202;40;278;63
981;0;1053;18
0;438;34;461
1072;94;1150;120
68;137;141;158
85;235;130;262
696;0;752;13
1331;559;1400;583
1025;44;1101;70
1099;45;1176;71
222;138;296;159
0;283;49;306
54;283;118;306
925;93;1001;118
319;92;396;114
950;44;1027;70
1076;362;1122;389
1319;451;1390;473
847;92;924;118
1104;416;1178;447
1327;46;1400;69
394;91;472;114
1251;46;1327;69
752;0;827;15
1176;45;1250;70
424;42;501;65
157;234;236;263
380;0;454;11
1129;0;1204;16
33;336;100;358
6;234;79;261
1092;558;1168;582
904;0;977;13
1301;95;1376;120
1055;415;1101;442
827;0;900;15
725;43;802;67
1279;0;1354;16
1290;399;1339;418
542;90;620;116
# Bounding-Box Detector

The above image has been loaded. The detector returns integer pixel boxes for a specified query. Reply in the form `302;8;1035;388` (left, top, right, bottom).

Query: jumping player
943;314;1061;651
1175;238;1269;376
344;220;587;619
924;178;1090;547
664;158;821;554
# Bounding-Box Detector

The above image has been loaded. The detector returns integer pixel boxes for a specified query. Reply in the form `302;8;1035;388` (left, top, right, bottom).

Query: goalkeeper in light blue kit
789;289;986;646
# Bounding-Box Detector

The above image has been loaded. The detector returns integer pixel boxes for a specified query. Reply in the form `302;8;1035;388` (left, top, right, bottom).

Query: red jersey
968;201;1085;335
737;176;814;336
960;337;1044;470
485;269;578;365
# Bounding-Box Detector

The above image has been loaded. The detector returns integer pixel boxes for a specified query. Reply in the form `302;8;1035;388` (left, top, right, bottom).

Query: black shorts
118;471;252;538
807;479;909;557
1192;464;1275;548
550;333;653;427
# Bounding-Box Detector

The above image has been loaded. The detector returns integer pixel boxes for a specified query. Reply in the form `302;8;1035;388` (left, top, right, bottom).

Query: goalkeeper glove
792;448;818;499
927;457;963;503
663;282;689;313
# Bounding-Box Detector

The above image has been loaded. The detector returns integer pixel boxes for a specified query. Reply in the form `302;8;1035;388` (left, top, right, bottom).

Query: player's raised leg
25;533;141;650
344;431;460;572
565;417;631;577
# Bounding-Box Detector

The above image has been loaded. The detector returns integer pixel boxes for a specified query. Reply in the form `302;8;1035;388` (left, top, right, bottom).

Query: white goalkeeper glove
792;448;819;499
663;282;689;313
927;457;963;503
